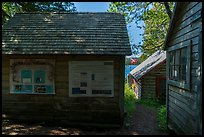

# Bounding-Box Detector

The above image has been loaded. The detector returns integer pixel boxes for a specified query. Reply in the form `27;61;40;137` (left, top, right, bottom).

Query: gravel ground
2;104;169;135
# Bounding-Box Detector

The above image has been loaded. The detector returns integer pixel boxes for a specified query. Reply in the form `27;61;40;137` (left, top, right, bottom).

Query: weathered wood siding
141;62;166;99
2;54;125;127
127;75;141;99
134;80;141;99
166;2;202;134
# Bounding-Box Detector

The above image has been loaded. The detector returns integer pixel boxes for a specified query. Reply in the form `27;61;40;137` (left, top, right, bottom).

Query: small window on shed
168;40;191;90
10;59;55;94
169;47;187;83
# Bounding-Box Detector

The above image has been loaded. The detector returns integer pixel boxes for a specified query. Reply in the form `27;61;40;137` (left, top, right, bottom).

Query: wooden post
119;56;125;126
166;50;170;129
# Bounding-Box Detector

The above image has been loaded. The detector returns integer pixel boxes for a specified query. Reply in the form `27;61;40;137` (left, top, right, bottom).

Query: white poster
69;61;114;97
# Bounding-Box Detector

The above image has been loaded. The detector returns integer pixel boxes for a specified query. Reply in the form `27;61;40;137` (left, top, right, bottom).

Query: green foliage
135;98;162;108
142;2;174;56
2;2;22;24
139;53;148;62
157;105;167;132
124;83;136;117
16;2;76;12
125;58;131;65
108;2;152;24
2;2;76;24
108;2;175;57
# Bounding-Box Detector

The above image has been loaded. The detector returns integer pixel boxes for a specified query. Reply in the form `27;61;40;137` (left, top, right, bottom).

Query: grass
157;105;167;132
124;83;137;117
124;84;167;131
124;83;137;127
135;98;163;108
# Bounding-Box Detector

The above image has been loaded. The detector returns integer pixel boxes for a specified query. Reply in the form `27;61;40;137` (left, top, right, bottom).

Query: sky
73;2;144;57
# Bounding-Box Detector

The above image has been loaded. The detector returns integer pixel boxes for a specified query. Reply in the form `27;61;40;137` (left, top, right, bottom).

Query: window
10;59;55;94
69;61;114;97
169;47;187;83
168;40;191;90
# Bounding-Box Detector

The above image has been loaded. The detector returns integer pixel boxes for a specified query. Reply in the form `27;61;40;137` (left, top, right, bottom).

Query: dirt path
125;104;168;135
2;104;169;135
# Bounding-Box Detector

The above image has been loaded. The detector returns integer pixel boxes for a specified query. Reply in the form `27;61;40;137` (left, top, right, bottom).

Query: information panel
69;61;114;97
10;59;55;94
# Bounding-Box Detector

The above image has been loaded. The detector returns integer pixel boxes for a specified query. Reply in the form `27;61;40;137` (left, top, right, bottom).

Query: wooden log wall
141;62;166;99
2;54;125;127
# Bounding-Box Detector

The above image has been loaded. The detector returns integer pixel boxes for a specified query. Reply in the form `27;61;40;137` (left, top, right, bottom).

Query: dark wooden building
164;2;202;135
127;50;166;100
2;12;131;127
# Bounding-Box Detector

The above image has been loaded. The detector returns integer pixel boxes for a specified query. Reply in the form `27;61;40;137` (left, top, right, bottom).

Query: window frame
10;59;55;94
167;40;191;90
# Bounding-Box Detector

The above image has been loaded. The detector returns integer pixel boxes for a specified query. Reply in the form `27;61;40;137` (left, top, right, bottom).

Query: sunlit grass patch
124;83;137;117
135;98;162;108
157;105;167;132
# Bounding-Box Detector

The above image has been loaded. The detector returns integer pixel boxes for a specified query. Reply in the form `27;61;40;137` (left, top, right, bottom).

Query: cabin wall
127;75;141;99
127;74;133;87
134;80;141;99
2;54;125;127
141;62;166;99
166;2;202;134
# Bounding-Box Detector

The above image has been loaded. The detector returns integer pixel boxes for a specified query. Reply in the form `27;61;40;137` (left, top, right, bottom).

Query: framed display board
10;59;55;94
69;61;114;97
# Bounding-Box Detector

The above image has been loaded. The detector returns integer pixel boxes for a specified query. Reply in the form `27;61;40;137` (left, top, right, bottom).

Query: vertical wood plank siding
167;2;202;134
2;55;124;127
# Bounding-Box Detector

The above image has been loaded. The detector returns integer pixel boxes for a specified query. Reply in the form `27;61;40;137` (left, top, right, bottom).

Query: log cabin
2;12;131;128
127;50;166;100
164;2;202;135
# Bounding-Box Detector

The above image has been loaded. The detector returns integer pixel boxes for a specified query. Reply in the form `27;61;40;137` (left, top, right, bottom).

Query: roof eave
164;2;184;50
135;59;166;81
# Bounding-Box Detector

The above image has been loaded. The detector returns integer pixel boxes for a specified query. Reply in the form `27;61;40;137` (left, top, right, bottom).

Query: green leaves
2;2;76;24
2;2;21;23
108;2;175;59
124;84;136;117
157;105;167;131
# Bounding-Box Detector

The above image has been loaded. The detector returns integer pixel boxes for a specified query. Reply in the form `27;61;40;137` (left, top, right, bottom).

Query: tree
108;2;175;61
2;2;76;24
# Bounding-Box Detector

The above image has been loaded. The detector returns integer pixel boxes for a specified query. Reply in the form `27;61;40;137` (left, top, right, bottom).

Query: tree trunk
163;2;172;19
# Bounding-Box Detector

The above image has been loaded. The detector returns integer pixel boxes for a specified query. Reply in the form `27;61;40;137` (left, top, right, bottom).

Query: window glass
180;48;187;82
181;48;187;64
169;47;188;83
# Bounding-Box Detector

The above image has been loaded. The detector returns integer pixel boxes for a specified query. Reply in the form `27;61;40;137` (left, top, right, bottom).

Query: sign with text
69;61;114;97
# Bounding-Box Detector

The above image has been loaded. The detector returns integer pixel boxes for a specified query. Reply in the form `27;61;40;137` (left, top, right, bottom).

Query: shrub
124;83;136;117
157;105;167;132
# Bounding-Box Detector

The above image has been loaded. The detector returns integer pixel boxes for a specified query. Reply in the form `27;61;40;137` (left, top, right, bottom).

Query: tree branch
163;2;172;19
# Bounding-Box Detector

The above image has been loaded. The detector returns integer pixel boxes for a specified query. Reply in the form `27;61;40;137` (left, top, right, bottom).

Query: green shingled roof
2;12;131;55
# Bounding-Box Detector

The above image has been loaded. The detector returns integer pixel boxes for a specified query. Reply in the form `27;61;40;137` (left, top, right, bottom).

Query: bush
157;105;167;132
124;83;136;117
